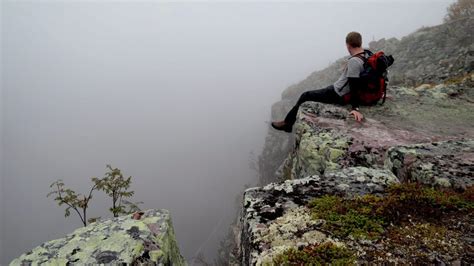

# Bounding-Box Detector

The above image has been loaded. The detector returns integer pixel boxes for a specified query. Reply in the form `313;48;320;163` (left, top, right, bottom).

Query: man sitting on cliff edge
272;31;367;133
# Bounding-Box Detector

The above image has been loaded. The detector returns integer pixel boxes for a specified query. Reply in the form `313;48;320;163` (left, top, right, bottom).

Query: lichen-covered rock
279;106;350;179
10;209;186;265
278;101;445;180
242;99;473;264
234;16;474;264
240;168;474;265
369;17;473;87
250;207;341;265
386;139;474;190
240;167;399;265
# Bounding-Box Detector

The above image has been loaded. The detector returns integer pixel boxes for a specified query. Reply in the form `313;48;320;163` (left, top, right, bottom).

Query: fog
1;0;452;264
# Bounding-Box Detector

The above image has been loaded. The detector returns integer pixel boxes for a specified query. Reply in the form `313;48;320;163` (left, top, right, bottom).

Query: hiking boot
271;121;292;133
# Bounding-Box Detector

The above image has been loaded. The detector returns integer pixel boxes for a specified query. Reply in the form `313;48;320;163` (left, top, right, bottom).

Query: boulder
241;167;399;265
10;209;186;265
386;139;474;190
278;100;444;180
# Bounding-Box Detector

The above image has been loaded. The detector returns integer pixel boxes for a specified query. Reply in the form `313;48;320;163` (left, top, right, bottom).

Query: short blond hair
346;32;362;48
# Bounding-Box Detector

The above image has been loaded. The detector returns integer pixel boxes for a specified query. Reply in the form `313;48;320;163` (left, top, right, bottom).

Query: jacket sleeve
348;77;363;110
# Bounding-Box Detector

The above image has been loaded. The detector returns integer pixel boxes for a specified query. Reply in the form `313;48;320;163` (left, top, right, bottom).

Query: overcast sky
1;0;454;264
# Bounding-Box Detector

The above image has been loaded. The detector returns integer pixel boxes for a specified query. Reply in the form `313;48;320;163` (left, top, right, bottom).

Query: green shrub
308;183;473;240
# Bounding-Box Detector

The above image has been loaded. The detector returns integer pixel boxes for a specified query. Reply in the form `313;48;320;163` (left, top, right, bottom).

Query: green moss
273;242;355;265
308;183;473;241
309;195;385;240
309;195;342;218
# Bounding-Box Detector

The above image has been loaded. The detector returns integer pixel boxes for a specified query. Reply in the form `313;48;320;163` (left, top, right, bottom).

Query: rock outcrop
241;168;399;265
258;16;474;186
239;99;473;264
241;24;474;262
230;77;474;265
277;80;474;182
386;139;474;190
368;17;473;86
10;209;186;265
224;14;474;265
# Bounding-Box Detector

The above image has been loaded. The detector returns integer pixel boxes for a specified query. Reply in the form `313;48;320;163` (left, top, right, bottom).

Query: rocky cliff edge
10;209;186;265
239;76;474;264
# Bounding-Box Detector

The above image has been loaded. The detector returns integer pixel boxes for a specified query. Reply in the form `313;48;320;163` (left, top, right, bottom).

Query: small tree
93;165;135;217
48;165;143;226
122;199;144;214
47;180;97;226
445;0;474;22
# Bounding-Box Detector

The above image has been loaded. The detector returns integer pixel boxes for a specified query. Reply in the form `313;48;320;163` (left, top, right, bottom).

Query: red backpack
353;50;394;105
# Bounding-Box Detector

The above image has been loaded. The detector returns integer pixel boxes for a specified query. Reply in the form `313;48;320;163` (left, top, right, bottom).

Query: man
272;31;367;133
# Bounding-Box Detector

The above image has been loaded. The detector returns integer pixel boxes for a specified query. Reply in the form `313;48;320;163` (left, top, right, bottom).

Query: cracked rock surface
241;167;399;265
240;101;473;265
10;209;186;265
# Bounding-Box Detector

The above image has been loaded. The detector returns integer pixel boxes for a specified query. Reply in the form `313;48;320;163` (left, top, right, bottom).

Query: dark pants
284;85;345;126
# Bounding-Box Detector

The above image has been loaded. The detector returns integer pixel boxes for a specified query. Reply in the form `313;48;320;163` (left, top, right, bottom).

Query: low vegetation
274;183;473;263
274;242;355;265
309;183;472;240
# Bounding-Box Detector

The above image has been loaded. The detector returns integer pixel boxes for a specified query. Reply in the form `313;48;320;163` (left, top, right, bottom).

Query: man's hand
350;110;364;122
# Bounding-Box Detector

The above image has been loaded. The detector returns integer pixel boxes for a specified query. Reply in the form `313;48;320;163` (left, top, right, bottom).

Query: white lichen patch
253;207;342;265
324;167;400;192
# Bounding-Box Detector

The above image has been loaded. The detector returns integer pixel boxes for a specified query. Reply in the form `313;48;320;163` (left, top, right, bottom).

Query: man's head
345;31;362;54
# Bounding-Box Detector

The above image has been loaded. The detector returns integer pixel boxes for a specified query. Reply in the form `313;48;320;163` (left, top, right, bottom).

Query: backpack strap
382;85;387;104
343;50;371;91
351;51;366;59
351;50;370;63
364;49;373;56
